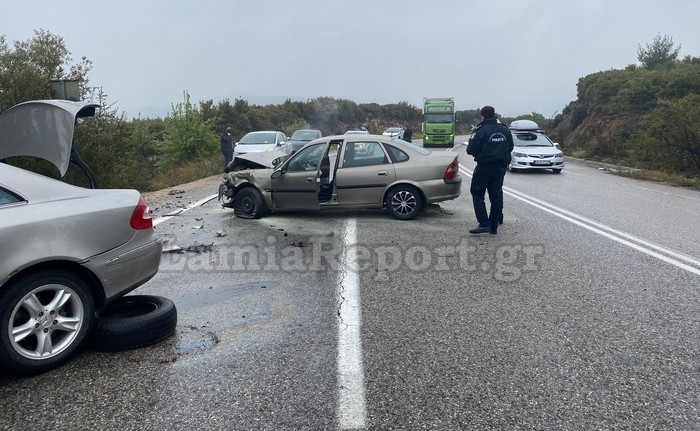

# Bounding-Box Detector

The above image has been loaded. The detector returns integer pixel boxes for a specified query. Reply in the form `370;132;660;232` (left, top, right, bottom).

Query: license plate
532;159;551;165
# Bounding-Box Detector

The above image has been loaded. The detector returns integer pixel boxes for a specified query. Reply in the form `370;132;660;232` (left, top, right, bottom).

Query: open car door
270;141;328;210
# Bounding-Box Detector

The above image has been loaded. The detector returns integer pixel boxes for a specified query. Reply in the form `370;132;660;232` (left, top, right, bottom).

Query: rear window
385;144;409;163
393;139;430;155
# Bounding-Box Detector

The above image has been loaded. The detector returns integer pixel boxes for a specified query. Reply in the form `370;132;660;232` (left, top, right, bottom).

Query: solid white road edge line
459;167;700;277
153;193;219;226
337;218;367;429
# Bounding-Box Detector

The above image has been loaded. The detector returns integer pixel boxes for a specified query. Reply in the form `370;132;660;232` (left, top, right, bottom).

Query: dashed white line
337;218;367;429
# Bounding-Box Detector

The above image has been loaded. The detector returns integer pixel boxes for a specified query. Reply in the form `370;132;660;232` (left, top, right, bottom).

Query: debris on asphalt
168;189;186;195
186;242;213;253
215;230;228;237
163;208;185;217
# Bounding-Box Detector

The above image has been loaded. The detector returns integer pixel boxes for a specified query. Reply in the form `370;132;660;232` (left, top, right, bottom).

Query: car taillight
444;158;459;180
130;195;153;230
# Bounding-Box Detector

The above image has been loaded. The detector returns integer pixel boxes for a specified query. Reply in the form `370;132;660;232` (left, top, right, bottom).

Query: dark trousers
222;146;233;169
470;164;506;228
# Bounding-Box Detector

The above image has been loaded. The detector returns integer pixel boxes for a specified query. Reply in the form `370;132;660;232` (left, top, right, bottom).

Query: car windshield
424;113;454;123
239;132;277;145
291;130;321;141
385;128;401;133
513;132;554;147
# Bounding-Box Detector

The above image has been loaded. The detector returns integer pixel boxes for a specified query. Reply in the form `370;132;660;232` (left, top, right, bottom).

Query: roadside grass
613;169;700;191
148;156;222;191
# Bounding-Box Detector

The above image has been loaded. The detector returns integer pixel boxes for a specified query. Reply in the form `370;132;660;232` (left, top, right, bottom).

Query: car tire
385;185;423;220
88;295;177;352
234;187;265;219
552;168;562;174
0;270;94;376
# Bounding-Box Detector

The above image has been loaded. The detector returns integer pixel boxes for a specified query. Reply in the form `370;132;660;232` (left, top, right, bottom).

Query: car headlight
512;152;527;158
555;151;564;157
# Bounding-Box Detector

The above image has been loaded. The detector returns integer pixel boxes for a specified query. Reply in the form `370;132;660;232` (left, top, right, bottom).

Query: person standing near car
403;126;413;143
466;106;513;234
220;125;234;169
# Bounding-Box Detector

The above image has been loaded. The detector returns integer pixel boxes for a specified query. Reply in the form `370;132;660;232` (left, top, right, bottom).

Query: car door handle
306;177;314;182
377;171;388;176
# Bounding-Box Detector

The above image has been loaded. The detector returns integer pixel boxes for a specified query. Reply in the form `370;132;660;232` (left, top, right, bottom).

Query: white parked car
508;120;564;173
234;131;287;156
382;127;404;139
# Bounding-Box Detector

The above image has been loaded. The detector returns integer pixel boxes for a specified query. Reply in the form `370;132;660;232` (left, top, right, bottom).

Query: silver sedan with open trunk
0;100;162;375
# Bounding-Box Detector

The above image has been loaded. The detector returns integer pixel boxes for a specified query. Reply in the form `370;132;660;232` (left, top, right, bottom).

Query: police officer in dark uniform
466;106;514;234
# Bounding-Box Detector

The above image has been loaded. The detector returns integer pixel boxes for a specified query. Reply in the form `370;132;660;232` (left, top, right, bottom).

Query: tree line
1;30;697;191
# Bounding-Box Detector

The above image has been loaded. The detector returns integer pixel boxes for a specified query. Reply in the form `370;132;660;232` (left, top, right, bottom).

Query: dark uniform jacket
466;117;514;167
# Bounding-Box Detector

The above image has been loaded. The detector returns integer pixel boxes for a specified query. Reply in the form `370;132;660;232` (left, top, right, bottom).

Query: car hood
0;100;99;176
514;146;560;156
227;149;287;171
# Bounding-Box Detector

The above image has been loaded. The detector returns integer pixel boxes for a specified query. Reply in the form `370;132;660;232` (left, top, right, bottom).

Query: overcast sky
2;0;699;119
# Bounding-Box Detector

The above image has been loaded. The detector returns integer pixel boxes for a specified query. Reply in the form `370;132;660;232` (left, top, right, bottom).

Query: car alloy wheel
0;270;94;376
386;185;423;220
234;187;265;219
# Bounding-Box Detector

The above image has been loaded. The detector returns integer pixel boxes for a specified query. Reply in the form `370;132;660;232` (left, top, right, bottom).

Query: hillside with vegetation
549;34;699;186
1;31;698;190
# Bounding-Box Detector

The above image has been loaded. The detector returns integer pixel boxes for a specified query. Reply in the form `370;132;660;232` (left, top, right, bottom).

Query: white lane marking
459;167;700;276
337;218;367;429
153;193;218;226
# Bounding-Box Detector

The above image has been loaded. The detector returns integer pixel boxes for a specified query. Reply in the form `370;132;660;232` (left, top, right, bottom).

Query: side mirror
271;169;283;179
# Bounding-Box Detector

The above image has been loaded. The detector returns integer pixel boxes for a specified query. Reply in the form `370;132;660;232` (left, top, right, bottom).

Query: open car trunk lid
0;99;99;176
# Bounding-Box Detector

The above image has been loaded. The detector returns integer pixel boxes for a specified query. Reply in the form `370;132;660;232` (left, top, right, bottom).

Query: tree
0;29;91;112
637;33;681;69
156;91;218;169
637;94;700;174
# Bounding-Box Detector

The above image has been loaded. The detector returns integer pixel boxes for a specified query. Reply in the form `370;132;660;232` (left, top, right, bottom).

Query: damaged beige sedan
218;134;462;220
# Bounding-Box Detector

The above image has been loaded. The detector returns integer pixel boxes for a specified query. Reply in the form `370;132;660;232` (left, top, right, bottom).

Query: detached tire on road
88;295;177;352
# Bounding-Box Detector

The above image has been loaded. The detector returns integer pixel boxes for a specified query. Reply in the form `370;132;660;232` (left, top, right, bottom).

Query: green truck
422;97;456;148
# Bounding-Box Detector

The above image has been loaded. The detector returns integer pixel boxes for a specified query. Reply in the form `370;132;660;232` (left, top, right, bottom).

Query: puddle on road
174;325;219;354
173;281;278;313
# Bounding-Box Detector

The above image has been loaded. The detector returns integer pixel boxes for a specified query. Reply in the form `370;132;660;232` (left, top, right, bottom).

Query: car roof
0;100;100;176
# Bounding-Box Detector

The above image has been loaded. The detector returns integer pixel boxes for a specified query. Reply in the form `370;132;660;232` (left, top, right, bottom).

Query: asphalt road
1;137;699;430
